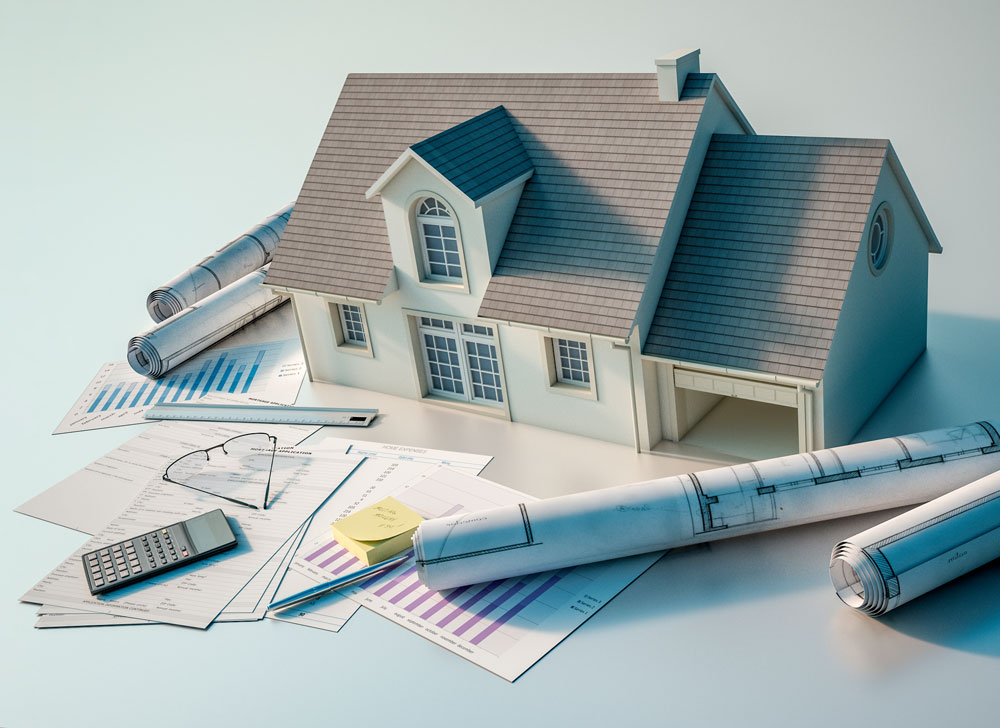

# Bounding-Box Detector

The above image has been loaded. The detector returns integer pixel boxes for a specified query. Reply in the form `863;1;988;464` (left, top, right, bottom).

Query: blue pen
268;553;412;612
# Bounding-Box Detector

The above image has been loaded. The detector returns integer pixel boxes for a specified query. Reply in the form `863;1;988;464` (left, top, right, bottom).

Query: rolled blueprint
146;203;293;322
414;421;1000;590
128;266;285;377
830;468;1000;615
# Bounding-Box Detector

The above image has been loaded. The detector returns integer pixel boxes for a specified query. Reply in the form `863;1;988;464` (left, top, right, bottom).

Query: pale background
3;1;999;725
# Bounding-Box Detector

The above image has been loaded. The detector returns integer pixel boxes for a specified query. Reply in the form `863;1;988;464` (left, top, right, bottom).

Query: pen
267;553;412;612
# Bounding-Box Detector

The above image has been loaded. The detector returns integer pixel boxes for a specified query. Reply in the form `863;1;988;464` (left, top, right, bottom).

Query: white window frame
328;301;374;357
414;315;506;409
408;193;469;290
541;333;598;400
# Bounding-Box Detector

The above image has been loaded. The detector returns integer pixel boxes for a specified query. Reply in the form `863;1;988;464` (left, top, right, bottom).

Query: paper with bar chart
55;338;305;433
289;467;661;681
270;440;493;634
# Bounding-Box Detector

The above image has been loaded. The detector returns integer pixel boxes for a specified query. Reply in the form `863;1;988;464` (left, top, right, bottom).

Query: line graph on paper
55;338;305;434
289;467;661;680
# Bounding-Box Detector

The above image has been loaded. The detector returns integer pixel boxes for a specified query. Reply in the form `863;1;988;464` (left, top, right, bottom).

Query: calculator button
132;565;142;573
106;573;117;582
182;550;189;557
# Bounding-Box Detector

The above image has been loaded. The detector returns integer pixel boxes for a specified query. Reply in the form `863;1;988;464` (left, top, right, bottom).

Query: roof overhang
885;142;943;254
365;148;533;208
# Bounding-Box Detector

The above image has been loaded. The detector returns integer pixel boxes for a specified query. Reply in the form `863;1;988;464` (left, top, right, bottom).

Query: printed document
21;425;364;628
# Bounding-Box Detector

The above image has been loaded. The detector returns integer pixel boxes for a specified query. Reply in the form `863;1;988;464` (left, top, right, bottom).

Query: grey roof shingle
409;105;533;202
643;134;889;380
265;73;715;337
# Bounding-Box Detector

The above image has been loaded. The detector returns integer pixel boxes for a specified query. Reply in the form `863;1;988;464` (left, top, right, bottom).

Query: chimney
655;49;700;102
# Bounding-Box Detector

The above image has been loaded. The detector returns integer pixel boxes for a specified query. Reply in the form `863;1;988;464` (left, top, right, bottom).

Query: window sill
421;393;509;419
416;278;470;295
335;342;374;359
546;380;597;401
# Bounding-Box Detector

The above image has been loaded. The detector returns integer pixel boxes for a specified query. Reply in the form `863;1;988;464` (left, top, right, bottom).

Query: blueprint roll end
830;542;889;616
146;288;185;323
127;338;161;378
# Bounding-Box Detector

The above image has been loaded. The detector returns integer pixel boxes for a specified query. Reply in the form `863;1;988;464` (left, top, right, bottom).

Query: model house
264;49;941;456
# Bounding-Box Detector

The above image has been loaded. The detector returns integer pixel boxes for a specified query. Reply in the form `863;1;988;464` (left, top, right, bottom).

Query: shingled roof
409;105;533;202
643;134;890;380
264;73;716;338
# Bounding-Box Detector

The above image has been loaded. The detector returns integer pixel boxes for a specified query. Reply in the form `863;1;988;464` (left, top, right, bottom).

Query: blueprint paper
128;266;286;378
20;438;365;629
271;441;493;633
831;468;1000;615
17;420;320;534
54;338;305;434
146;204;293;322
414;421;1000;590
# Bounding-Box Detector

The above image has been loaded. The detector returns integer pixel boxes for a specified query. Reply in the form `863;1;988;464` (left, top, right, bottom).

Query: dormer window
416;197;463;281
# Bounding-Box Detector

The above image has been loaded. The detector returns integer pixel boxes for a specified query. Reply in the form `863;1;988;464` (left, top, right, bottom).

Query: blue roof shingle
410;105;533;203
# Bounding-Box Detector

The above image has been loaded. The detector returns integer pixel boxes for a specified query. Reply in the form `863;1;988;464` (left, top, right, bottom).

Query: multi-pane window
416;197;463;280
339;304;366;344
418;316;503;406
554;338;590;386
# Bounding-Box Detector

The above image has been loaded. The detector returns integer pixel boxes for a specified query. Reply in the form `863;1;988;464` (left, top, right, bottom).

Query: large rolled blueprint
128;266;285;377
413;421;1000;590
830;468;1000;615
146;203;293;322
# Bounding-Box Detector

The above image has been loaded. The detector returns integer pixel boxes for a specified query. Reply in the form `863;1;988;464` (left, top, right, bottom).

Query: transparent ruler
145;403;377;427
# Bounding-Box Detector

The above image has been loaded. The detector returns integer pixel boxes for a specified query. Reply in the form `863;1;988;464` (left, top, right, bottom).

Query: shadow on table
590;312;1000;658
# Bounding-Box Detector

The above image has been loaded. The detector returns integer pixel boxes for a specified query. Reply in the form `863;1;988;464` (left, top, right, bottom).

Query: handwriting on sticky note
333;497;424;541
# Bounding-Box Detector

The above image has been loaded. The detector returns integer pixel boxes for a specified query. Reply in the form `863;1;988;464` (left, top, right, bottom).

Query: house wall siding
822;160;931;445
498;326;636;446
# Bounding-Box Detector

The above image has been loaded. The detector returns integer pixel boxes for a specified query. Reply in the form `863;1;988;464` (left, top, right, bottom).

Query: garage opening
666;368;803;460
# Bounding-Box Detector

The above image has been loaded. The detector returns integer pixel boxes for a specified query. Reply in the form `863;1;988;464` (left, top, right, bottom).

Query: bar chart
55;338;306;433
290;467;661;680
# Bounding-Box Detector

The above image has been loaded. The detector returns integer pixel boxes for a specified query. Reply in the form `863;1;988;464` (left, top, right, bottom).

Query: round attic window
868;205;892;274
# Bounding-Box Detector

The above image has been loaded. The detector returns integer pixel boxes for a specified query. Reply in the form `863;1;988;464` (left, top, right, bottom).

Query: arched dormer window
416;197;463;281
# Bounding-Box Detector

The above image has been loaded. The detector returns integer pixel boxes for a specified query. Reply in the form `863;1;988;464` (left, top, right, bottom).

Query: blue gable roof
410;105;533;202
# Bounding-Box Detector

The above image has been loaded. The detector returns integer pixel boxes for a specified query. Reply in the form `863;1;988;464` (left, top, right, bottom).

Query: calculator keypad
83;524;196;594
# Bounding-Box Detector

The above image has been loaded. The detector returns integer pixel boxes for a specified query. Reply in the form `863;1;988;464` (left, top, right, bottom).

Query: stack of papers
19;422;662;680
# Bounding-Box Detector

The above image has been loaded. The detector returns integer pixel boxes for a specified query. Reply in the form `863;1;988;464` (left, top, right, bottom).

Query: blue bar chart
56;338;306;434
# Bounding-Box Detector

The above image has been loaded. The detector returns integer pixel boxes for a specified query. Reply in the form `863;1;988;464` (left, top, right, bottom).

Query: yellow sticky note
331;497;424;566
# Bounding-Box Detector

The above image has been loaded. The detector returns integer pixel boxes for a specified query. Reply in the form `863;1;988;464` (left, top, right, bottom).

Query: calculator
81;509;238;595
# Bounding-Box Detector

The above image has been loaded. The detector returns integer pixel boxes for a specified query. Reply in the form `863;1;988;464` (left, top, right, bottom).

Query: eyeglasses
162;432;278;510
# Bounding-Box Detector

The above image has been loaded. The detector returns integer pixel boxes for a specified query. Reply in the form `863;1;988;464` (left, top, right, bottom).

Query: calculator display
184;510;236;554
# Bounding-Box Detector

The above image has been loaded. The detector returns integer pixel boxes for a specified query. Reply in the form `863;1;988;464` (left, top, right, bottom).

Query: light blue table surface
3;2;999;726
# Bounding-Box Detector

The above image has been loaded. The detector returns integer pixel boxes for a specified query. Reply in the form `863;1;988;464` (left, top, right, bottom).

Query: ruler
144;403;378;427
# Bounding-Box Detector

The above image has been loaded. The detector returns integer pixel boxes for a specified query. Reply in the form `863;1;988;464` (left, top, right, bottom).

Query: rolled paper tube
128;266;285;378
413;421;1000;590
146;203;293;322
830;468;1000;615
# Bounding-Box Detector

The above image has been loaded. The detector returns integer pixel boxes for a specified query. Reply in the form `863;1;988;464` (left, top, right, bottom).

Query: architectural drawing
831;466;1000;615
147;203;293;321
412;422;1000;590
264;49;941;455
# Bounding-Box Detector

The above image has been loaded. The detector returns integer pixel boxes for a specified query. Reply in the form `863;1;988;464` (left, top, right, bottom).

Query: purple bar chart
299;538;578;655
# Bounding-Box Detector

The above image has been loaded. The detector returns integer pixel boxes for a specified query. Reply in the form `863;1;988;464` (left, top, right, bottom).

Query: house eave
885;142;942;254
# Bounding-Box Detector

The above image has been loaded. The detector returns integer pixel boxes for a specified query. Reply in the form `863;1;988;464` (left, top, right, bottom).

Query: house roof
643;134;892;380
366;105;534;204
264;72;716;336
